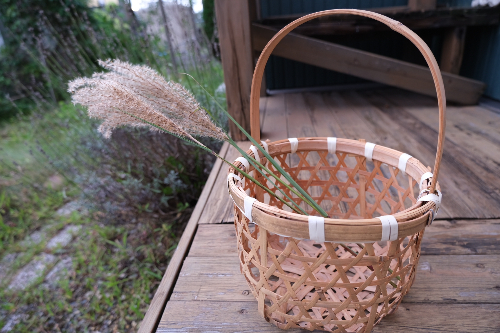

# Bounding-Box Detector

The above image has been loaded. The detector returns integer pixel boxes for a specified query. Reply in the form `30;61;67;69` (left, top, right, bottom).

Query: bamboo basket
227;9;445;333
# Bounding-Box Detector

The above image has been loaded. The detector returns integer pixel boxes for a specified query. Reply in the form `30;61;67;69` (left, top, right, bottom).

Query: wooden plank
363;89;500;218
197;90;500;221
198;141;251;224
340;90;473;218
302;93;345;138
157;301;500;332
169;258;251;302
215;0;253;140
190;219;500;258
316;90;448;218
408;0;436;11
402;102;500;181
421;219;500;255
261;94;287;141
406;254;500;303
170;254;500;303
251;24;485;105
285;93;318;138
138;143;230;333
259;6;500;36
440;26;466;74
188;224;238;257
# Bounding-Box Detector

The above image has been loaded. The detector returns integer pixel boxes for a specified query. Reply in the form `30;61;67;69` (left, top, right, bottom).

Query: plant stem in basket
224;136;317;215
182;74;329;217
113;111;305;214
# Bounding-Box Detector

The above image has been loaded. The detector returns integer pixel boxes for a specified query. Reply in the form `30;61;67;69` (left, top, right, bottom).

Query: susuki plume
68;59;228;141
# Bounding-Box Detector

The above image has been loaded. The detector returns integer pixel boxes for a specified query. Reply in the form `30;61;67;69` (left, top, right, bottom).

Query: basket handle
249;9;446;193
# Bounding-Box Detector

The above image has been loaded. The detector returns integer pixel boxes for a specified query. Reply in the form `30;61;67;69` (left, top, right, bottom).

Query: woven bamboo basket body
227;9;446;333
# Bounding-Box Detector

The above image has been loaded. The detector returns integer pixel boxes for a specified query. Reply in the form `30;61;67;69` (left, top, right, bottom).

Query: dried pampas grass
68;59;228;141
68;59;327;217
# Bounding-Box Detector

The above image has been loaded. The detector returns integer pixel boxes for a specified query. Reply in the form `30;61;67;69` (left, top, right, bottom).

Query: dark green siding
259;0;441;91
461;25;500;100
259;0;500;100
260;0;408;19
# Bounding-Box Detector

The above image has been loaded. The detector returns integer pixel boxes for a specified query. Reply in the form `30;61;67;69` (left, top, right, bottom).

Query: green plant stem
224;136;320;215
116;110;303;214
224;138;311;215
182;73;329;217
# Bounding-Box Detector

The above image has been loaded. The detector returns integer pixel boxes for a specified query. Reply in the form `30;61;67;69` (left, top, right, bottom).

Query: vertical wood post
215;0;255;140
440;26;466;75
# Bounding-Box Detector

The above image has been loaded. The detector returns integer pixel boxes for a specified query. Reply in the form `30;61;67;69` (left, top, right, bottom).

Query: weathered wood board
198;142;251;224
159;219;500;332
208;90;500;221
170;254;500;303
252;24;485;105
190;220;500;258
157;301;500;333
150;89;500;333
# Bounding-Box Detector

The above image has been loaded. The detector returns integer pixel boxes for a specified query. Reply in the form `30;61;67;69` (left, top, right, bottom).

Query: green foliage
0;0;161;120
0;0;93;118
0;1;228;331
202;0;215;40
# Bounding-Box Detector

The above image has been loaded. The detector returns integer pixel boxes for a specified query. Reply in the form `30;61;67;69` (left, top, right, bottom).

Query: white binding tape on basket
227;173;243;211
418;190;442;212
327;137;337;154
398;153;412;175
244;197;257;222
364;142;376;161
235;157;249;170
228;137;437;242
377;215;399;241
308;216;325;242
261;140;269;154
227;173;242;184
249;145;260;163
420;172;434;190
288;138;299;154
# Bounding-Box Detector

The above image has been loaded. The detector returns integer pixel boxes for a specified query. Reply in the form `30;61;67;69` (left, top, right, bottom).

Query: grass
0;108;196;332
0;56;224;333
0;2;226;331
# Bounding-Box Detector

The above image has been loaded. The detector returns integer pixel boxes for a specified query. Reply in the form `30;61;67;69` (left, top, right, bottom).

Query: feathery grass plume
69;59;328;217
68;59;228;141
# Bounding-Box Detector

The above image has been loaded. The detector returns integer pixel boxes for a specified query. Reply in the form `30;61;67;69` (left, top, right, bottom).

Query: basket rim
228;137;440;242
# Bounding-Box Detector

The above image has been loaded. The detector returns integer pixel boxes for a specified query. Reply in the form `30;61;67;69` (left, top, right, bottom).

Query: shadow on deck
142;87;500;332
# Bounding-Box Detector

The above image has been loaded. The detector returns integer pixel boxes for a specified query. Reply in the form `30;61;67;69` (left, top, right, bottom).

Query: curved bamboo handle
250;9;446;193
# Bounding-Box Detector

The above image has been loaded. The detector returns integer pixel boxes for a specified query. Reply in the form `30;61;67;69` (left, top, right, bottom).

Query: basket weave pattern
228;8;446;332
232;144;425;332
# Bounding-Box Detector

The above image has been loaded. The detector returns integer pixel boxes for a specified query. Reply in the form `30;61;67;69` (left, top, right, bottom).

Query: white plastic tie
288;138;299;154
377;215;398;241
227;173;242;184
261;141;269;154
249;145;260;163
418;190;442;212
398;153;412;175
364;142;376;161
235;157;249;170
243;197;257;223
308;216;325;242
420;172;434;190
327;137;337;154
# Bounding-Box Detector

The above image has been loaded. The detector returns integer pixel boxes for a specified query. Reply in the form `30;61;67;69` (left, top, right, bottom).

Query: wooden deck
145;88;500;332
